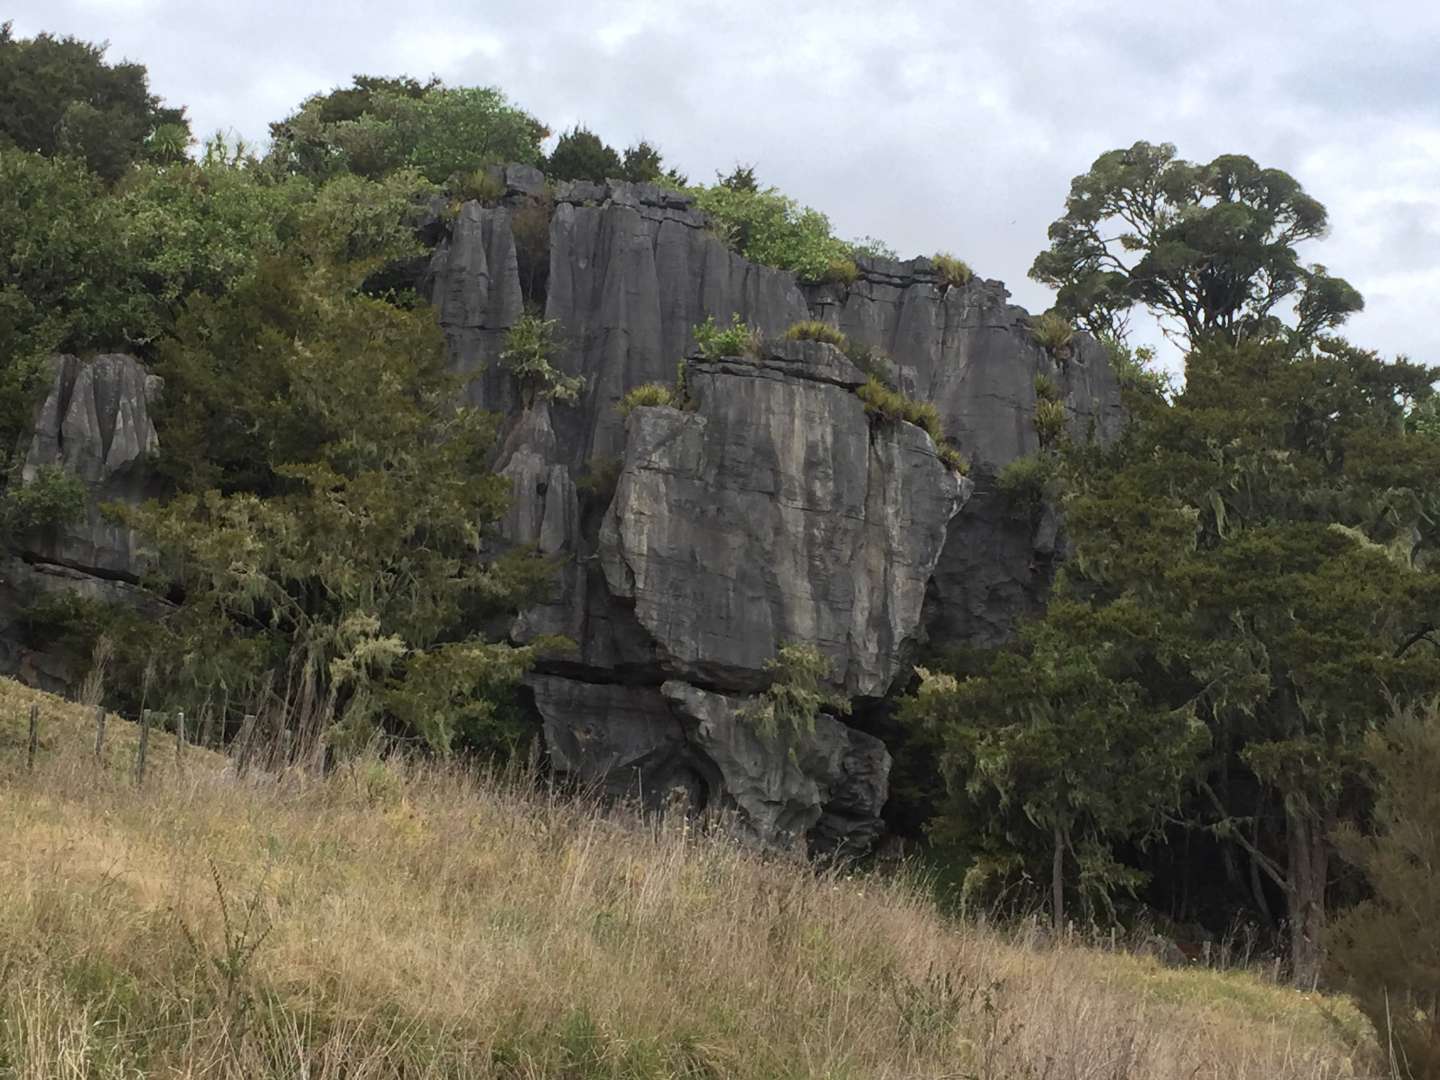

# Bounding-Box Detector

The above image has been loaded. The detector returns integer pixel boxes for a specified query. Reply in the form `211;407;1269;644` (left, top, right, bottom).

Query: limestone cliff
1;174;1124;851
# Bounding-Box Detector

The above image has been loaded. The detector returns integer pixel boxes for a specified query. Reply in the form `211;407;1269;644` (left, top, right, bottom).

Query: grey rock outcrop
15;353;163;580
599;341;969;696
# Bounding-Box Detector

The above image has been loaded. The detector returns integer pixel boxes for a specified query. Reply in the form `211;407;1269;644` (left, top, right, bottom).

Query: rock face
16;353;163;579
1;353;166;690
600;342;968;696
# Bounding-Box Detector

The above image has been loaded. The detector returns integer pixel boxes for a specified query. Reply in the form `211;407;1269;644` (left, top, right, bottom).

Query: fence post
136;709;151;787
174;710;186;768
94;705;107;765
26;703;39;771
235;713;257;778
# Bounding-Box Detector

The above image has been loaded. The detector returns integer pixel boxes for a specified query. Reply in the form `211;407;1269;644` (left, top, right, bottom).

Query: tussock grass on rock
0;677;1375;1078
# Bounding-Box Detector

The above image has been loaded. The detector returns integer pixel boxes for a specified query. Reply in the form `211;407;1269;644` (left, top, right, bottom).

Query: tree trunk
1052;820;1065;937
1285;800;1330;988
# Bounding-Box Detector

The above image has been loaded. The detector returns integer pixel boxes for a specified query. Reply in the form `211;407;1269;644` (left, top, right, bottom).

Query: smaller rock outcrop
15;353;162;580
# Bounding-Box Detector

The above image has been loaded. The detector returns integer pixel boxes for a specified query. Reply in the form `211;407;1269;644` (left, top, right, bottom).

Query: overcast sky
10;0;1440;369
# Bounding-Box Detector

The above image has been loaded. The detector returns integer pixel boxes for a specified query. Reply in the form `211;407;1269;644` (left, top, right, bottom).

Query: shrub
998;453;1056;511
616;383;675;417
690;181;853;283
1033;398;1067;449
932;253;974;289
1033;374;1060;403
1329;707;1440;1077
848;235;898;260
1030;312;1075;358
784;320;848;348
845;343;896;387
693;314;760;359
1099;334;1170;397
449;167;505;204
546;126;621;183
820;257;859;285
856;377;943;444
936;442;970;477
0;465;87;534
740;642;850;742
500;314;585;405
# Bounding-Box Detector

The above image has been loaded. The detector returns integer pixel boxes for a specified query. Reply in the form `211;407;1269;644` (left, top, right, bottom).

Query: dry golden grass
0;676;1378;1078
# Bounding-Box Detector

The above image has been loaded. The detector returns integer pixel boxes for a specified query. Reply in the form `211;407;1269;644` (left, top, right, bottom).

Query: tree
125;253;558;755
546;126;622;183
920;336;1440;982
908;603;1207;931
267;77;546;183
1329;707;1440;1077
691;175;853;283
1030;141;1362;347
0;22;191;182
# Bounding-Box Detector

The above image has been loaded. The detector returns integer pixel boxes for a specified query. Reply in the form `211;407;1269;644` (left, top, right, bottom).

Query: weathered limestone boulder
15;353;163;580
599;341;970;696
661;680;890;851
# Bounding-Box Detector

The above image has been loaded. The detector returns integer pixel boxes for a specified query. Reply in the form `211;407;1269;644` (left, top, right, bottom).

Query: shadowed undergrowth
0;677;1376;1078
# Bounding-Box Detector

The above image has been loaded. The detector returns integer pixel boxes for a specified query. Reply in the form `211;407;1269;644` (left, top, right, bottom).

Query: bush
693;314;760;359
616;383;675;417
932;253;974;289
0;465;87;534
784;320;849;348
1033;374;1060;403
690;181;853;283
1033;398;1067;449
546;126;621;183
740;642;850;742
500;314;585;405
1329;708;1440;1077
449;167;505;203
998;453;1056;511
819;257;859;285
1030;312;1075;358
845;343;896;387
856;377;943;443
936;442;970;477
848;235;898;260
1099;334;1170;397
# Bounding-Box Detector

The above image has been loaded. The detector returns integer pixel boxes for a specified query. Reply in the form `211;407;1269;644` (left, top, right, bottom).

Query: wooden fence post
174;710;186;768
235;713;257;778
26;703;39;771
136;709;151;787
94;705;107;764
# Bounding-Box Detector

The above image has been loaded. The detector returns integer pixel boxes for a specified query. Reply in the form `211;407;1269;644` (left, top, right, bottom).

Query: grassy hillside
0;677;1376;1078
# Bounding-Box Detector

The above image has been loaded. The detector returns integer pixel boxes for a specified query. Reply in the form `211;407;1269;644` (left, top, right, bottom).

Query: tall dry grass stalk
75;634;114;709
0;678;1379;1078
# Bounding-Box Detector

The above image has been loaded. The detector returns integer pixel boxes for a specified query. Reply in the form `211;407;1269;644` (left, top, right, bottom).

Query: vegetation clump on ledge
616;382;676;417
783;319;849;348
932;252;974;288
692;313;762;359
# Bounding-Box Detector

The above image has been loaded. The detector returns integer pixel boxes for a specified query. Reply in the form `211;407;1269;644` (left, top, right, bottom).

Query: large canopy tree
917;336;1440;985
0;22;190;181
1029;141;1363;347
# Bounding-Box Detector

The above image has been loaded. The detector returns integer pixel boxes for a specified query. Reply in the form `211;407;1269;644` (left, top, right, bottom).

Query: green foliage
932;253;974;288
819;257;860;285
0;465;87;535
692;314;760;359
784;320;849;348
1099;334;1171;399
1033;398;1067;449
1030;141;1363;346
1033;374;1060;402
0;22;191;182
267;77;546;183
500;315;585;406
845;343;897;387
925;334;1440;977
936;442;970;477
448;167;505;204
856;378;943;443
690;178;854;283
616;383;676;417
546;126;622;183
1029;312;1075;358
997;453;1057;513
848;235;899;260
907;608;1208;923
1328;707;1440;1076
741;643;850;742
